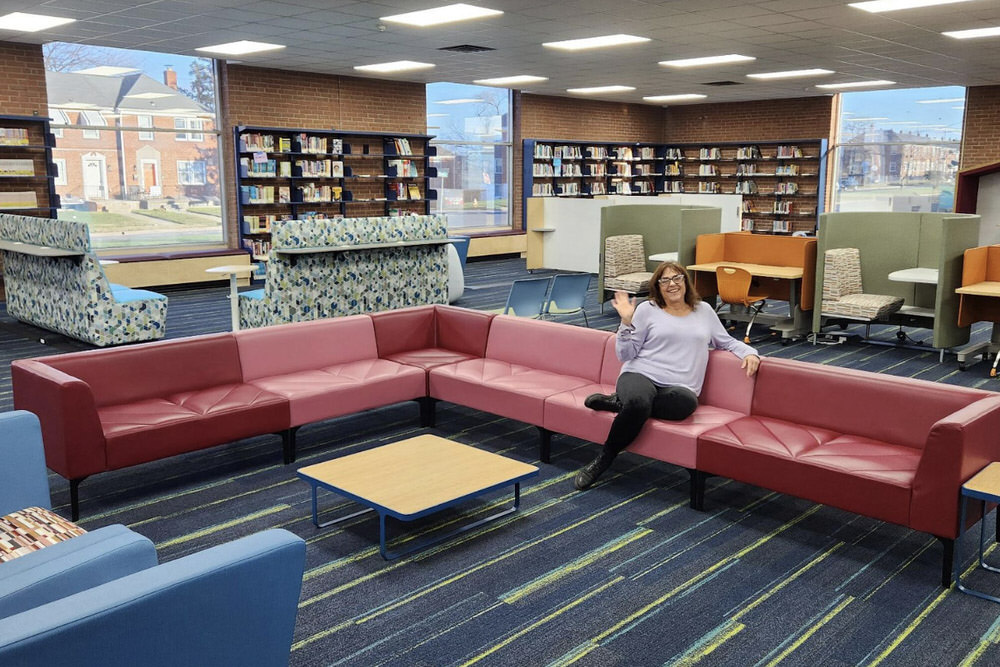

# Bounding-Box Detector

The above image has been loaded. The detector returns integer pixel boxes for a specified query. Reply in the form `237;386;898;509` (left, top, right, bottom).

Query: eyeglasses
658;274;685;286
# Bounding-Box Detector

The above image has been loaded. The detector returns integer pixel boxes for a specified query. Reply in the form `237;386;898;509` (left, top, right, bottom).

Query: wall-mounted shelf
0;115;60;219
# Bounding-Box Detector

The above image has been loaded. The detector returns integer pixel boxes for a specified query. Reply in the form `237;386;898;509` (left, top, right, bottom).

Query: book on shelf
737;146;761;160
586;163;607;177
296;159;331;178
772;219;790;233
776;182;798;195
589;182;607;195
0;159;34;177
278;186;290;203
664;162;682;176
534;144;553;159
240;133;274;152
634;164;651;176
613;162;632;177
698;164;717;176
634;181;651;194
243;215;275;234
242;238;272;259
0;191;37;208
561;163;582;177
298;134;328;154
407;183;420;199
663;181;684;193
735;180;758;194
586;146;608;160
639;147;656;160
700;147;721;160
331;186;343;201
330;161;344;178
776;145;803;158
555;145;582;159
664;148;683;160
533;163;554;177
278;137;291;153
278;161;291;177
741;219;755;232
773;201;791;214
332;138;343;154
698;182;719;194
393;137;412;155
615;146;633;161
532;183;554;196
240;185;275;204
240;157;277;178
775;164;799;176
736;163;757;176
612;180;631;195
559;182;580;196
387;159;418;177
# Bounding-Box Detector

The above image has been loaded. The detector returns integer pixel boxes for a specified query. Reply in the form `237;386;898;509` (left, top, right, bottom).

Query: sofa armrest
910;394;1000;538
0;411;50;516
10;360;106;480
0;529;305;667
0;524;156;619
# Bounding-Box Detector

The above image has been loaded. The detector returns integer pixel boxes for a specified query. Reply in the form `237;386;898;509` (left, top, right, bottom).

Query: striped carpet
3;258;1000;666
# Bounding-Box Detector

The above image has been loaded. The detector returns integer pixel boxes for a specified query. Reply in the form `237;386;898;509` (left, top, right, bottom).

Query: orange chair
716;266;770;343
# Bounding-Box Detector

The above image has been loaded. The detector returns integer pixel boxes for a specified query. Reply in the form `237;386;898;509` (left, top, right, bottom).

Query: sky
840;85;966;141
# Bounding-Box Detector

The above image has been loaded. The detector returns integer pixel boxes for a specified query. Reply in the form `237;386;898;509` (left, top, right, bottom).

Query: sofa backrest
599;335;620;385
370;306;437;357
486;316;607;381
43;334;242;407
700;350;756;414
751;357;987;448
235;316;378;381
434;305;493;357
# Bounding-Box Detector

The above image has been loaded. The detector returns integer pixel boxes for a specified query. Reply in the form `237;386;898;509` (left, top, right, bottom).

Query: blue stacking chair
544;273;591;327
491;277;551;318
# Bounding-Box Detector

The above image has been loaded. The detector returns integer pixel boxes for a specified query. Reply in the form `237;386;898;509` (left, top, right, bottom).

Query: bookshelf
523;137;827;234
233;126;437;262
0;114;60;218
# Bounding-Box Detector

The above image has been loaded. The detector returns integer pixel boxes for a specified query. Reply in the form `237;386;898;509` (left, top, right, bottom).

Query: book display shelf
234;126;437;261
523;137;827;234
0;114;60;218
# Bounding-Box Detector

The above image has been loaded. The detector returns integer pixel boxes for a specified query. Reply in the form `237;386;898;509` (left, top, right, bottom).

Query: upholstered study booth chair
544;273;591;326
818;247;904;340
715;266;771;343
602;234;653;309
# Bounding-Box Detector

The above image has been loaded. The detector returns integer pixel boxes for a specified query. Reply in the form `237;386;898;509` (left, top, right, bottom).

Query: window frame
176;159;207;185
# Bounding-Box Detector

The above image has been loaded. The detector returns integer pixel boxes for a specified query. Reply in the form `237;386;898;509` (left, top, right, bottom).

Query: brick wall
664;97;833;143
961;85;1000;170
515;93;666;228
222;64;426;240
0;42;48;116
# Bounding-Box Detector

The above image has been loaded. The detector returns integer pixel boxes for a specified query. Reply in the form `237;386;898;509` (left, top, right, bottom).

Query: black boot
584;393;622;413
574;454;613;490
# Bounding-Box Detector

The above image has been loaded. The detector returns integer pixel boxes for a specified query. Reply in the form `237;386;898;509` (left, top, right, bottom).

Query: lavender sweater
616;300;758;395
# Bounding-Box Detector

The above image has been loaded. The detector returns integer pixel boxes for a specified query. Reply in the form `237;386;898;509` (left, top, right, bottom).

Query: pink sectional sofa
12;304;1000;587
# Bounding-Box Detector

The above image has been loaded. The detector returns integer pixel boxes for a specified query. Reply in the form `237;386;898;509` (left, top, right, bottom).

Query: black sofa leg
688;469;706;511
418;397;438;428
537;427;552;463
940;537;955;588
281;427;299;464
69;477;86;522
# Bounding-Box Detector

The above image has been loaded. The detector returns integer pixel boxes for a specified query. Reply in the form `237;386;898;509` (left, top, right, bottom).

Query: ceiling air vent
439;44;495;53
702;81;743;86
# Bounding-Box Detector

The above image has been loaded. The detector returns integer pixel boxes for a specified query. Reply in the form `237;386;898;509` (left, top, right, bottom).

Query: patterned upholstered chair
821;247;904;337
602;234;653;306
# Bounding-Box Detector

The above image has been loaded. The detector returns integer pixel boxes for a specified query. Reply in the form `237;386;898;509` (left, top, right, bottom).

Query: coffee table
297;434;539;559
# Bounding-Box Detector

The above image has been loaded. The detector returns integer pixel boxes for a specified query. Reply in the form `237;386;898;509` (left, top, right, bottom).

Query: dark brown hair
649;261;701;309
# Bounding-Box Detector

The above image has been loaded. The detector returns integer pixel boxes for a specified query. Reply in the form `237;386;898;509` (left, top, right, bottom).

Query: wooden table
687;261;807;340
955;281;1000;373
205;264;257;331
297;434;539;560
955;462;1000;603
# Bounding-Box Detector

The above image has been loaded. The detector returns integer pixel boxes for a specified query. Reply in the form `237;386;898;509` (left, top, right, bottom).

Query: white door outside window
82;153;107;200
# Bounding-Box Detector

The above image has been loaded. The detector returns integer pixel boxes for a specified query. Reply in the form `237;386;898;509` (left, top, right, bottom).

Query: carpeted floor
3;257;1000;666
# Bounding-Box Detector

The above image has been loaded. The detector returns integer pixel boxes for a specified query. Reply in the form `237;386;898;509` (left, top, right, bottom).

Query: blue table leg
956;498;1000;603
309;484;374;529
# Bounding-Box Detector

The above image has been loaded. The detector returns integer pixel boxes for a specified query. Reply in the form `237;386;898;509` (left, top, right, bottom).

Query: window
53;158;67;186
426;83;511;231
177;160;206;185
50;109;70;138
833;86;964;213
138;115;153;141
174;118;204;142
80;111;105;139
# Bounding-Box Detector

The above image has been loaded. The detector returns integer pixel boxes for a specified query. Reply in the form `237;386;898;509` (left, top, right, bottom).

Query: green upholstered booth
597;204;721;300
812;212;981;350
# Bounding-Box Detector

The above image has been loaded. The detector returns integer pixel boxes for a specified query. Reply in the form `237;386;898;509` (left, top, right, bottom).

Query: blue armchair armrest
0;529;306;667
0;411;50;516
0;524;156;619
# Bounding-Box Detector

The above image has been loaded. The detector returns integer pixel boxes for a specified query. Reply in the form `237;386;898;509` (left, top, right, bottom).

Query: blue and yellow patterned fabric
239;215;449;329
0;214;167;347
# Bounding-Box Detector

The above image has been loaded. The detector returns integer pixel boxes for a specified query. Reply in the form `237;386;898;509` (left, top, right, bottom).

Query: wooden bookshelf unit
0;114;60;219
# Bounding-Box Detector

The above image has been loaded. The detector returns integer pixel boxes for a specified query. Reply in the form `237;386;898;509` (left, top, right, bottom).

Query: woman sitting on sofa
575;261;761;490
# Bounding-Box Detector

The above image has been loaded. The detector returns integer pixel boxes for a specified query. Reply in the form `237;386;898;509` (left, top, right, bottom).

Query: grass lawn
57;210;159;232
187;206;222;217
134;209;220;226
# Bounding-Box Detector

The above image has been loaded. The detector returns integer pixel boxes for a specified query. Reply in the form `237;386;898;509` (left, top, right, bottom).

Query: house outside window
177;160;206;185
50;109;69;138
138;115;153;141
81;111;104;139
53;158;67;186
174;118;204;142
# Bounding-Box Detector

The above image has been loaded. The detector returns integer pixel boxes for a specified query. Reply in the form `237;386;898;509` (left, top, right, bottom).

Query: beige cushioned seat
604;234;653;294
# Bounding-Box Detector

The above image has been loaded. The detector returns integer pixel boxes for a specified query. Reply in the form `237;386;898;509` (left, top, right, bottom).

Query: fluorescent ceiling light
849;117;890;121
748;68;833;80
354;60;435;73
474;75;548;86
816;79;895;89
642;94;707;103
0;12;75;32
124;92;173;99
196;40;285;56
943;26;1000;39
380;4;503;27
543;34;649;51
566;85;636;94
849;0;973;12
435;98;483;104
916;97;964;103
659;54;755;68
73;66;139;76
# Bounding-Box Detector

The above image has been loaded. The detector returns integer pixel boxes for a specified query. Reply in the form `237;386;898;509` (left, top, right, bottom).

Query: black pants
601;372;698;462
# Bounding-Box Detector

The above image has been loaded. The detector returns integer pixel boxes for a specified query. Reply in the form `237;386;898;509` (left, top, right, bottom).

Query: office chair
715;265;770;343
544;273;591;326
490;276;552;318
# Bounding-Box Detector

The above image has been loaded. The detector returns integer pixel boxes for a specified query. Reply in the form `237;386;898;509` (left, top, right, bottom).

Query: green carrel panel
929;213;980;349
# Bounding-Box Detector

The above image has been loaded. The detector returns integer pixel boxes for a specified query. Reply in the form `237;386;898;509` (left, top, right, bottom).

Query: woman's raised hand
612;291;636;326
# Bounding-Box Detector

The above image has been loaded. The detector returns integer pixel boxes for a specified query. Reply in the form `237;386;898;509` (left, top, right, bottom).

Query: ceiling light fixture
196;40;285;56
943;26;1000;39
642;94;707;103
543;34;650;51
435;98;484;104
849;0;973;12
124;92;173;99
381;4;503;27
816;79;895;89
353;60;435;73
747;68;834;80
0;12;75;32
72;66;139;76
566;85;636;94
474;75;548;86
658;54;755;68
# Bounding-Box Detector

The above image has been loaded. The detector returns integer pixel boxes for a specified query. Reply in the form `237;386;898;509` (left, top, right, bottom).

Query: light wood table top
297;434;539;518
964;462;1000;500
956;281;1000;297
687;261;803;280
888;267;939;284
